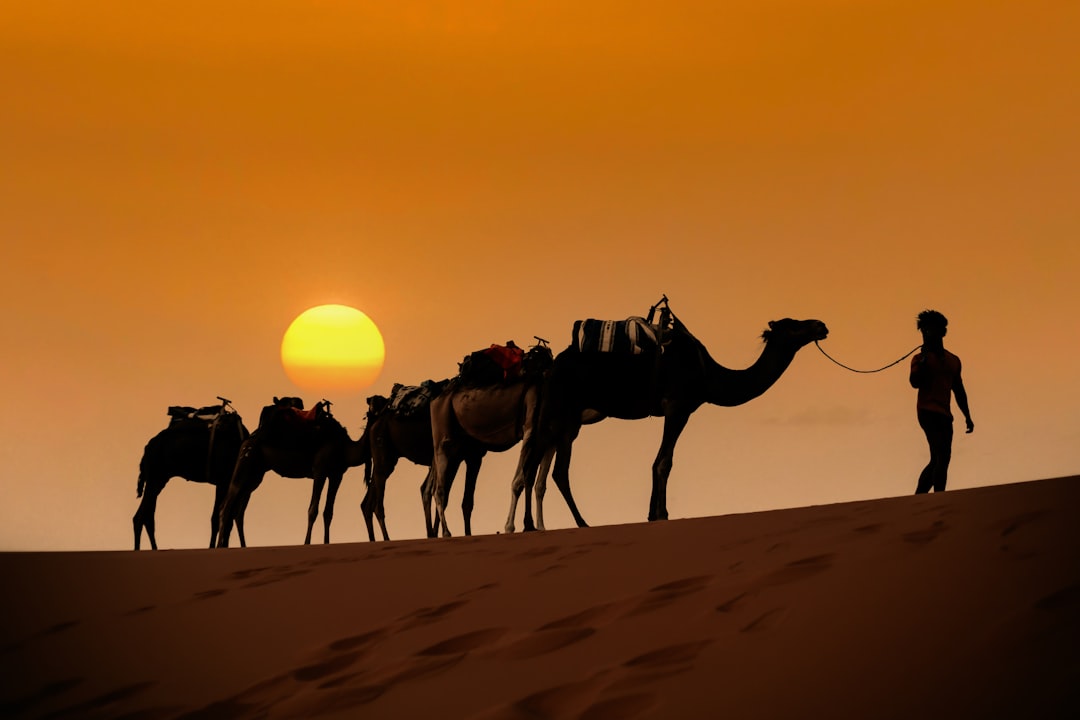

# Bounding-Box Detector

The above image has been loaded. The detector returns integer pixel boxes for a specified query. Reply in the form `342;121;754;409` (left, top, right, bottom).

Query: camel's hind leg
305;476;328;545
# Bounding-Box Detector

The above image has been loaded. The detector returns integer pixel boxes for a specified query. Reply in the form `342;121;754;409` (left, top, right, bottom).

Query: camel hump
572;317;663;355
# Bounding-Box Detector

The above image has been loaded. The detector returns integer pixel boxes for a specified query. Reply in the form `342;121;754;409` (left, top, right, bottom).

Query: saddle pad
388;382;438;417
572;317;659;355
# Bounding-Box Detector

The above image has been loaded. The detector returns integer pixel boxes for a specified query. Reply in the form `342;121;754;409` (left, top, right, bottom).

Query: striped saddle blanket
572;317;661;355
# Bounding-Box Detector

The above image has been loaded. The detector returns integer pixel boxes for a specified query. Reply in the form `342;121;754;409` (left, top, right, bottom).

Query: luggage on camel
386;379;447;418
458;341;525;386
256;396;334;445
456;339;554;387
166;397;236;427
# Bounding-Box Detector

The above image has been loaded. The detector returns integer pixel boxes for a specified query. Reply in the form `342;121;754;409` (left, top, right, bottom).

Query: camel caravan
133;297;829;550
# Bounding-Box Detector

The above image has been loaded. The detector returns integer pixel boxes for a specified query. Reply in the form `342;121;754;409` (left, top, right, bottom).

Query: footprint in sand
292;651;364;682
761;554;834;586
903;520;947;545
1035;584;1080;612
489;626;597;660
417;628;508;656
623;640;712;671
399;599;470;630
1000;511;1045;537
191;588;227;601
539;602;622;631
626;575;713;616
740;607;788;632
579;692;657;720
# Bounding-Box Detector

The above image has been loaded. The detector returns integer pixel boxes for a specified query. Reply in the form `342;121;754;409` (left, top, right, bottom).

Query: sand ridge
2;476;1078;718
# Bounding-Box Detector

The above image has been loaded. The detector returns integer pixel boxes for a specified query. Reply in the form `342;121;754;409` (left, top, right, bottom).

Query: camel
358;385;486;541
428;342;556;538
428;379;542;538
215;397;367;547
134;400;249;550
519;305;828;530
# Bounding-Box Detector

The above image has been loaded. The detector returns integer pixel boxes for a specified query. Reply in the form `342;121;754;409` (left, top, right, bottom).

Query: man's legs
916;410;954;494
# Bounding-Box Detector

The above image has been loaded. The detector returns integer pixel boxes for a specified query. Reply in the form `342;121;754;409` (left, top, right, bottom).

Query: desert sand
2;476;1078;719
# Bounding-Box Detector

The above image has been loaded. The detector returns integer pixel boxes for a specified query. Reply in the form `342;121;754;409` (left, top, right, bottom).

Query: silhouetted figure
909;310;974;494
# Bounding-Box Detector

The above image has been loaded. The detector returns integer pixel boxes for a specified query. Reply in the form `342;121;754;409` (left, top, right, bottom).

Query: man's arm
909;353;925;388
954;372;974;433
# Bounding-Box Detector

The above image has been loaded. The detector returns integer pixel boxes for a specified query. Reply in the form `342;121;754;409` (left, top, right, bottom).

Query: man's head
917;309;948;339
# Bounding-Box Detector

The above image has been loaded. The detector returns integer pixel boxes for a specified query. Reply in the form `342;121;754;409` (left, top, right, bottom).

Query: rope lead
815;340;922;374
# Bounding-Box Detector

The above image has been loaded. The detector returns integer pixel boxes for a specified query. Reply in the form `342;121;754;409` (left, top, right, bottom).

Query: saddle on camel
456;339;554;388
571;295;675;357
256;396;337;448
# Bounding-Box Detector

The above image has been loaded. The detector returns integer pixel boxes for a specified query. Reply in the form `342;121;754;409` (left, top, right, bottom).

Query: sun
281;305;385;395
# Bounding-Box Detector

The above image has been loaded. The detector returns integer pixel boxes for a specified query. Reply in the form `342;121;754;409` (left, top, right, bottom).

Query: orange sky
2;1;1077;550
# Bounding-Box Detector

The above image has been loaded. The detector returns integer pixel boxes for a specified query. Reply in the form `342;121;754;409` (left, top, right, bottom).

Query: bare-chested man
909;310;974;494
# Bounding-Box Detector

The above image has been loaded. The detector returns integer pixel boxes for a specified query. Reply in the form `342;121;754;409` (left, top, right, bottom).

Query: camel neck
703;340;798;408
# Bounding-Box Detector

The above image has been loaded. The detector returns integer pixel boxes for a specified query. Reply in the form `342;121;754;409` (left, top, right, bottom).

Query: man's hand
965;417;975;434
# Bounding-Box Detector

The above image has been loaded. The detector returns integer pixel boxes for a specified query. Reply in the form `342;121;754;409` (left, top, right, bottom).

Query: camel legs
217;447;262;548
505;445;555;533
132;480;164;551
432;439;463;538
460;457;481;536
544;429;589;530
320;474;343;544
362;454;397;542
234;491;250;548
208;482;230;549
420;466;438;539
305;476;327;545
649;412;690;521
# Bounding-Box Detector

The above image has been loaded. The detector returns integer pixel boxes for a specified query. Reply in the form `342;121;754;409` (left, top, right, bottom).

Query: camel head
762;318;829;351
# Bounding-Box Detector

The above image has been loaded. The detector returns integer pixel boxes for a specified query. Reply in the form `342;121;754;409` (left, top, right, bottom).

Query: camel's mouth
813;322;829;341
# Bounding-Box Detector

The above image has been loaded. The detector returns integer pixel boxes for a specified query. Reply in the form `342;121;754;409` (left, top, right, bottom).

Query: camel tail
137;472;145;498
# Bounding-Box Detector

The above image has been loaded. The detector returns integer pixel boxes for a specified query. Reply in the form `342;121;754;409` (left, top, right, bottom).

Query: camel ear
768;321;776;329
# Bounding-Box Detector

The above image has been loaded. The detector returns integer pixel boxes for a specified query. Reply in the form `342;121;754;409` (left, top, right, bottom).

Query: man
909;310;974;493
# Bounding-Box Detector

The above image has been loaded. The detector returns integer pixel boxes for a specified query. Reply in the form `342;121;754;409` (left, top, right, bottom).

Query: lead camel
520;306;828;530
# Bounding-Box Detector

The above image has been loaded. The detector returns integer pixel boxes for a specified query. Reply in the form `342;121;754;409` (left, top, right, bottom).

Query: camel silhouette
428;343;555;538
215;397;367;547
520;307;828;530
358;386;486;541
134;400;249;550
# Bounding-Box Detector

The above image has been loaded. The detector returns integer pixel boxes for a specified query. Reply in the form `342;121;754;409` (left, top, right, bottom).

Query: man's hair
916;309;948;334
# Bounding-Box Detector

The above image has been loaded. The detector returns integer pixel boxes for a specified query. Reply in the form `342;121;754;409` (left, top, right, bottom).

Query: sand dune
2;476;1078;719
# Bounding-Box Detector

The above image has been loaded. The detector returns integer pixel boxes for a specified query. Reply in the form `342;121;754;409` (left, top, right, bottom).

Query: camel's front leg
432;441;455;538
133;482;162;551
649;412;690;521
534;446;555;532
420;466;437;538
461;457;480;536
322;474;343;544
505;466;525;534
